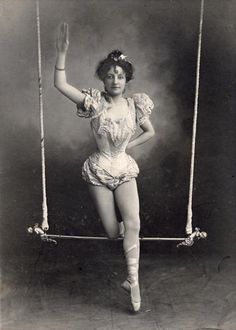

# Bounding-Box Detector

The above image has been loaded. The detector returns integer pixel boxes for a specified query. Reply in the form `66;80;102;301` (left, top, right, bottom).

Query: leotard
76;88;154;190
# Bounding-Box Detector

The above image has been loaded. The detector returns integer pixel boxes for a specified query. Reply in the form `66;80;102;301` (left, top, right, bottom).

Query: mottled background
0;0;235;258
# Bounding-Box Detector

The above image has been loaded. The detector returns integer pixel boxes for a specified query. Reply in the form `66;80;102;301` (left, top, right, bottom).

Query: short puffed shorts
81;152;139;190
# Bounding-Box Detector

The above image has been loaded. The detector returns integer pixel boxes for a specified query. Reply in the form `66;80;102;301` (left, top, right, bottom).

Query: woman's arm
54;23;85;107
127;119;155;149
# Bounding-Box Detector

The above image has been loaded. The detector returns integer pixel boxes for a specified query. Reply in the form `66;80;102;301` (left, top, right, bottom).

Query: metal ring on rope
28;0;207;247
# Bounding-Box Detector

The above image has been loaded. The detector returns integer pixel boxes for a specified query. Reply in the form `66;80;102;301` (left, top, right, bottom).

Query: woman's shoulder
131;93;154;108
76;88;105;118
81;88;103;101
130;93;154;126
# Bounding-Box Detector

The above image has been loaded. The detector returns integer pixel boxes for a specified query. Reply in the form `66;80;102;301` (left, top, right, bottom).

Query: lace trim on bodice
77;89;154;147
91;97;136;147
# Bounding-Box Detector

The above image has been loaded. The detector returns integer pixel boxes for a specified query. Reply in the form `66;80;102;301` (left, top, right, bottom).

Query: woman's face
103;65;126;96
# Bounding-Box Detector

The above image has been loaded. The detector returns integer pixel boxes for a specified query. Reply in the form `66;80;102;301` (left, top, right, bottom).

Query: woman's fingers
61;22;69;43
60;22;64;37
65;22;69;43
56;22;69;52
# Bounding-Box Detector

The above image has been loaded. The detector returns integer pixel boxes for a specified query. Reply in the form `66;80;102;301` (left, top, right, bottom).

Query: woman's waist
91;150;128;164
88;151;137;176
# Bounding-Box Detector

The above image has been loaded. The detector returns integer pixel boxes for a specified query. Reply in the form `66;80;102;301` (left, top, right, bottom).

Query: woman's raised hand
56;22;69;53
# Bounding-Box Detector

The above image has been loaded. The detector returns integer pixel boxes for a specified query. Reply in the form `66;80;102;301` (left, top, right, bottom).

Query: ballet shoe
132;300;141;312
123;246;141;312
121;279;141;312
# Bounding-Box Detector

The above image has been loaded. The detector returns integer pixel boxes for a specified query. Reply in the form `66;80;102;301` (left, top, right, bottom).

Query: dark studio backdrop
0;0;235;260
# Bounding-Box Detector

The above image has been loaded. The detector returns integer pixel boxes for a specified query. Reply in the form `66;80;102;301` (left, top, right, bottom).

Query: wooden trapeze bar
27;224;207;247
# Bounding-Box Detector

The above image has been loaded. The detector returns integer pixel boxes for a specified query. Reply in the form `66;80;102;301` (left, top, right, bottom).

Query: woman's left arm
127;119;155;149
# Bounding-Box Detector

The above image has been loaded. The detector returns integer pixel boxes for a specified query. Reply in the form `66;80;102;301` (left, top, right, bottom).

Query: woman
54;23;155;312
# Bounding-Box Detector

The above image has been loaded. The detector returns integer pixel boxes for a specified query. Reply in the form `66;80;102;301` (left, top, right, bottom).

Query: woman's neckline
106;99;132;123
101;91;131;103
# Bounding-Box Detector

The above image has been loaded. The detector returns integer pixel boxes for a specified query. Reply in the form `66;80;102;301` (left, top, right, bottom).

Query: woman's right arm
54;23;85;107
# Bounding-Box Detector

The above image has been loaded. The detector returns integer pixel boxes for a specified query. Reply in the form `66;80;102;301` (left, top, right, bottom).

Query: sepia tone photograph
0;0;235;329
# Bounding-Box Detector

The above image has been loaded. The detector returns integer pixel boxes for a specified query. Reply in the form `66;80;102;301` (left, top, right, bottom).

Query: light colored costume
77;88;154;190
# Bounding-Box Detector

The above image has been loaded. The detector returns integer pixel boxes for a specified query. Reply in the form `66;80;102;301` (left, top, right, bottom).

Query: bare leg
114;179;141;311
88;184;119;239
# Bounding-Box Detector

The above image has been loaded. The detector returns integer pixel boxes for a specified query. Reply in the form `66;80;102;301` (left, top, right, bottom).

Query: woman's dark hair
95;50;134;82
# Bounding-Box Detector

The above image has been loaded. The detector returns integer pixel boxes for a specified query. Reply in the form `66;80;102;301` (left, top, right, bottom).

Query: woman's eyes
106;75;125;79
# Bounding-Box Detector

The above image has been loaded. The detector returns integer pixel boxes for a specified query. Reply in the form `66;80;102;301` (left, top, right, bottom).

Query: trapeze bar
27;224;207;247
41;234;186;241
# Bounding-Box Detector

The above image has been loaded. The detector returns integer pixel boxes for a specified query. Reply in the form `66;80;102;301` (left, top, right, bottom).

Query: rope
36;0;48;230
186;0;205;235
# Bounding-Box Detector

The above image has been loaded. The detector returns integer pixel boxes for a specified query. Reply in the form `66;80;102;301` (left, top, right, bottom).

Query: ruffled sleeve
76;88;102;118
132;93;154;126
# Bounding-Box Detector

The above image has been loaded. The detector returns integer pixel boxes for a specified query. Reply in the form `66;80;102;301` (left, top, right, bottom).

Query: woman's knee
107;231;120;239
124;216;140;233
106;226;120;239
